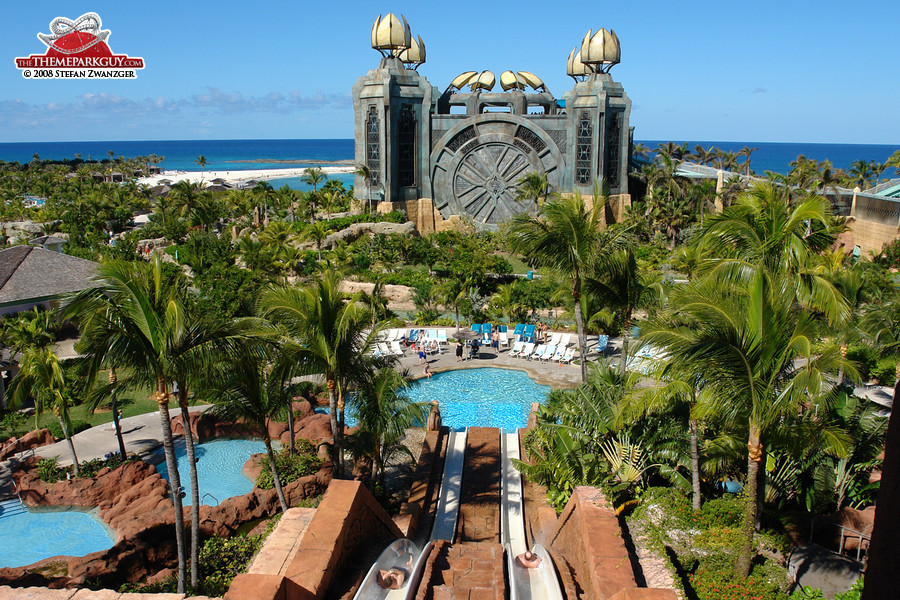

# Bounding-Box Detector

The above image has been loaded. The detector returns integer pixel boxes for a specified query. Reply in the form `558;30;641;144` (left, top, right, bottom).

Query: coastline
137;165;355;187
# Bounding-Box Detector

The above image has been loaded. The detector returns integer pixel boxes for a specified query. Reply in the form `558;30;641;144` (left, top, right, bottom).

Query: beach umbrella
452;329;480;341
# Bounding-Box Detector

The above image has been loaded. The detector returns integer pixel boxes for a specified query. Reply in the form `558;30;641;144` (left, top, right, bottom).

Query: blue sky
1;1;898;144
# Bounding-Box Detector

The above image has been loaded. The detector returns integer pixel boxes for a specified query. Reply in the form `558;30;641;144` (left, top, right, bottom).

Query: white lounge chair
499;331;509;347
377;342;391;357
390;340;406;356
437;329;449;345
549;346;566;362
547;332;562;347
516;342;535;359
538;344;557;362
509;341;524;356
558;333;571;348
524;343;543;360
559;347;576;364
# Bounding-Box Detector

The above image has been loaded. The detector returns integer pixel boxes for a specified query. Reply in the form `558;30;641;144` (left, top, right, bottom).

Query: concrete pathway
789;544;862;598
246;507;316;576
12;406;211;468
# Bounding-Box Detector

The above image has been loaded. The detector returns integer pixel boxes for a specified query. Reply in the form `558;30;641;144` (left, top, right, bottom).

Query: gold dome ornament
371;13;411;56
398;35;426;69
566;48;590;81
500;70;525;91
470;70;495;92
579;28;620;73
517;71;547;92
448;71;478;90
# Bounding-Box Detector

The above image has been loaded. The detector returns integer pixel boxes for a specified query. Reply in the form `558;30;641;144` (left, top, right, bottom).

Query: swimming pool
0;499;115;568
326;368;550;432
154;438;267;505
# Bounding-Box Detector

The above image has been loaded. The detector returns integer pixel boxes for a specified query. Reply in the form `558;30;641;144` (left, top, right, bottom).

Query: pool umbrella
453;329;480;341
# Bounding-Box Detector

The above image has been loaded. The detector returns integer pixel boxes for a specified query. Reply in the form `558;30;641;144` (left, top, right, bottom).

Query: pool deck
400;333;619;389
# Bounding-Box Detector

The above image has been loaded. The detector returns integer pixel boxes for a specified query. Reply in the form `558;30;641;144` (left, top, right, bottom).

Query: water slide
353;429;467;600
430;429;467;542
501;431;564;600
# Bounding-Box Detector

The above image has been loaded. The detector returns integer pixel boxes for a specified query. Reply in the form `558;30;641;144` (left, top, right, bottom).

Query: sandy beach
137;165;355;187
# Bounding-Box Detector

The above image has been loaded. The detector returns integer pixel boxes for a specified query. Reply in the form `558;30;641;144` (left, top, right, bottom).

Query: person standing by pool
456;340;464;362
423;362;432;378
418;344;427;365
491;330;500;354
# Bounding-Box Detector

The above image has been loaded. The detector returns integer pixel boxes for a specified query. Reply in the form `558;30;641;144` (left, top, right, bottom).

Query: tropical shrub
255;441;321;490
845;344;878;380
870;357;897;386
36;458;68;482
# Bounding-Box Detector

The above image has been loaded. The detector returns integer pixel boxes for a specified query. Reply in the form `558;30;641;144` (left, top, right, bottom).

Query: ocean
0;138;896;182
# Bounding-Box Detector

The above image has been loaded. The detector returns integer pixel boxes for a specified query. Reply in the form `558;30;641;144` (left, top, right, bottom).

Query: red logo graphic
15;12;144;79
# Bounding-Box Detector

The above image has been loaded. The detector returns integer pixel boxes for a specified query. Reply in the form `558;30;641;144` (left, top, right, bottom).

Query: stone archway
430;115;564;226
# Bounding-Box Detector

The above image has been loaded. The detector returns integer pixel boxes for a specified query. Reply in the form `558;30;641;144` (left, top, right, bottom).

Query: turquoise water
325;367;550;432
154;438;267;505
267;172;355;192
1;138;896;175
0;500;115;568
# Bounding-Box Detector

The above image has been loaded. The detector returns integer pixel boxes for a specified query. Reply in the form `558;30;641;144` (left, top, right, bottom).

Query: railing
810;517;871;562
201;492;219;506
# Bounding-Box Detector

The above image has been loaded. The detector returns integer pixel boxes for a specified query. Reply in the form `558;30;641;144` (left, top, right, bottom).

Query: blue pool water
322;368;550;432
0;500;115;568
154;438;267;505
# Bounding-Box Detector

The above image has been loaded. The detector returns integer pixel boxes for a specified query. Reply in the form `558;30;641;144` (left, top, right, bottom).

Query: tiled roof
0;246;98;305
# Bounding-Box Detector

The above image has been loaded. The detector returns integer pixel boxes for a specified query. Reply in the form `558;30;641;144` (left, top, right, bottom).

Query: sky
1;1;898;145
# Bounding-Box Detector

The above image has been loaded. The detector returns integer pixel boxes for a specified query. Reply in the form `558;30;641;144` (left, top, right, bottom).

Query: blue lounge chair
497;324;507;333
595;334;609;356
523;324;536;343
513;323;525;339
472;324;482;335
481;323;493;343
407;329;419;345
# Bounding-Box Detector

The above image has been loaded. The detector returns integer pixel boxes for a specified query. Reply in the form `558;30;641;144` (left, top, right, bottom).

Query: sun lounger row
378;328;450;345
508;341;576;364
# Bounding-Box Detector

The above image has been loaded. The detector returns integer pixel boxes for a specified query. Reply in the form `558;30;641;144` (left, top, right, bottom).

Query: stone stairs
0;461;15;501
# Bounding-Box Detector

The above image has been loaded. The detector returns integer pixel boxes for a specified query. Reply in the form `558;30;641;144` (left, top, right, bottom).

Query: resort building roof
0;245;98;314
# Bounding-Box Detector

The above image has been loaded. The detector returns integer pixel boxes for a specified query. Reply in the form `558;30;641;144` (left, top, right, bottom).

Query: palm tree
196;155;208;178
8;348;80;475
884;149;900;178
258;270;381;478
302;167;326;194
169;180;206;225
209;347;290;511
62;255;256;592
515;172;550;213
642;182;853;578
437;276;469;331
643;277;851;577
508;191;632;382
302;221;328;261
355;164;373;213
351;367;428;491
848;159;875;189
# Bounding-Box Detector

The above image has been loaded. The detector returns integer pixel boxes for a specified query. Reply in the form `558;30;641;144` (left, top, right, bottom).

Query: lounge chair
522;324;536;343
513;323;525;341
427;329;438;340
509;341;524;356
497;324;507;333
547;332;562;346
437;329;448;345
559;347;576;364
595;335;609;356
558;333;571;348
471;324;482;334
550;345;566;362
524;343;542;360
538;344;557;362
481;323;493;344
516;342;535;359
377;342;391;356
390;341;405;356
499;331;509;347
407;329;420;345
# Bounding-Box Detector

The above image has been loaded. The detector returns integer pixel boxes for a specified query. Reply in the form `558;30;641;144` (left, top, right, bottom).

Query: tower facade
353;15;634;230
